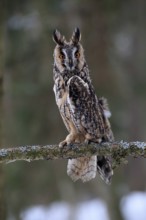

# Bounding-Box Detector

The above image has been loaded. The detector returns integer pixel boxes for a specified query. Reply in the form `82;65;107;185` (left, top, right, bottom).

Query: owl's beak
69;59;74;70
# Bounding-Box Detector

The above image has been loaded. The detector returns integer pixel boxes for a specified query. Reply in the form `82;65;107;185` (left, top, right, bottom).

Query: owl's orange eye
75;51;80;58
59;53;65;60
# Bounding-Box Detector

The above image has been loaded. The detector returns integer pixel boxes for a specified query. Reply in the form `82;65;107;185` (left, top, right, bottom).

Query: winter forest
0;0;146;220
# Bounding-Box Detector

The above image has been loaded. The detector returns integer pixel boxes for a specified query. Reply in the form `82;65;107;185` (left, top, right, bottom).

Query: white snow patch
121;191;146;220
21;202;70;220
21;199;108;220
20;192;146;220
75;199;109;220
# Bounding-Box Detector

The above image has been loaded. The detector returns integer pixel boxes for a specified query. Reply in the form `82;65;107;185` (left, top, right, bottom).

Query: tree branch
0;141;146;168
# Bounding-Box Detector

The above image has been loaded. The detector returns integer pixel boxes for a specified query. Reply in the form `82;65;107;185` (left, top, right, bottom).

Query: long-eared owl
53;28;114;184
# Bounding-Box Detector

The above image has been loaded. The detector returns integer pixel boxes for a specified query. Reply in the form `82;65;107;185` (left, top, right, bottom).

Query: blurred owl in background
53;28;114;184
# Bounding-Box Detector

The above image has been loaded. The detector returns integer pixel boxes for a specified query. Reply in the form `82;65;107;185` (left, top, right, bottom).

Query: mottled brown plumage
52;28;114;184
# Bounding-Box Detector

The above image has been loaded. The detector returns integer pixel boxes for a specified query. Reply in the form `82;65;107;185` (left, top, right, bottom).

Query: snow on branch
0;141;145;169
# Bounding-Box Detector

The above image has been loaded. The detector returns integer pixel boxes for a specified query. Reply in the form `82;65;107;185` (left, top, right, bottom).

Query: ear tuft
53;29;65;45
71;27;81;44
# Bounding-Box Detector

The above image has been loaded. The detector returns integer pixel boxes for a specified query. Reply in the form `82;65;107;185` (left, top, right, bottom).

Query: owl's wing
67;76;105;141
98;98;114;141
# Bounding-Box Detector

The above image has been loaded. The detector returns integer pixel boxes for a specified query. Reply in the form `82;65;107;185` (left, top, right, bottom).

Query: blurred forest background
0;0;146;220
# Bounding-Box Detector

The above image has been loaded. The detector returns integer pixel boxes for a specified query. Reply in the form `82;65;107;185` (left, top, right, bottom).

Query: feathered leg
67;156;97;182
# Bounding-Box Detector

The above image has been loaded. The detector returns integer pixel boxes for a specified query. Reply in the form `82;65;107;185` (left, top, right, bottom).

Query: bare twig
0;141;146;169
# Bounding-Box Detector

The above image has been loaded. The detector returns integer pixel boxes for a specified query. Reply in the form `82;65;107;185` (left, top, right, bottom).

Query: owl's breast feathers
53;67;76;133
53;66;112;142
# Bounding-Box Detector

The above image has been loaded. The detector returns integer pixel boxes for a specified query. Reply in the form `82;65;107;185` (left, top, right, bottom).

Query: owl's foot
59;140;68;148
59;133;85;148
84;133;102;145
84;138;102;145
59;134;74;148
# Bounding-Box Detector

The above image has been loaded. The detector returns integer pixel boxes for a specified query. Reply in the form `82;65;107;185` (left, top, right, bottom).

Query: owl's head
53;28;85;72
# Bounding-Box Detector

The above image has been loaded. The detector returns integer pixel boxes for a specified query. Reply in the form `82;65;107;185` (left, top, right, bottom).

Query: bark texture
0;141;145;169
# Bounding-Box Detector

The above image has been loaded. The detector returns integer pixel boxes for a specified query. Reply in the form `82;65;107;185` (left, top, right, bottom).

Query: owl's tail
67;156;97;182
96;156;113;184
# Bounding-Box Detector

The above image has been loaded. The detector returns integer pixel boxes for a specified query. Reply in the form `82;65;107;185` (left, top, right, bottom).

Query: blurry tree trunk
0;82;6;219
82;1;123;220
0;9;6;220
107;182;123;220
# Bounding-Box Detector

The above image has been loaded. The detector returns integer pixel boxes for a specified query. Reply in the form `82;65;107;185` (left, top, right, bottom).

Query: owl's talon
59;140;67;148
85;139;101;145
59;140;74;148
84;139;95;145
67;143;73;150
84;139;90;144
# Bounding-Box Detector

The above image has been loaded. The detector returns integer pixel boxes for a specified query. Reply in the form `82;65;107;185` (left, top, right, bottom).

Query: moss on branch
0;141;146;168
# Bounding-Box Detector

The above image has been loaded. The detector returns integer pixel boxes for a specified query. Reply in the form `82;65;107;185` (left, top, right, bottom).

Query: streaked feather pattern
53;28;114;184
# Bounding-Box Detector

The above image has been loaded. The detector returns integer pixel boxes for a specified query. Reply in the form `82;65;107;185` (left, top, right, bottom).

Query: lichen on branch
0;141;146;168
